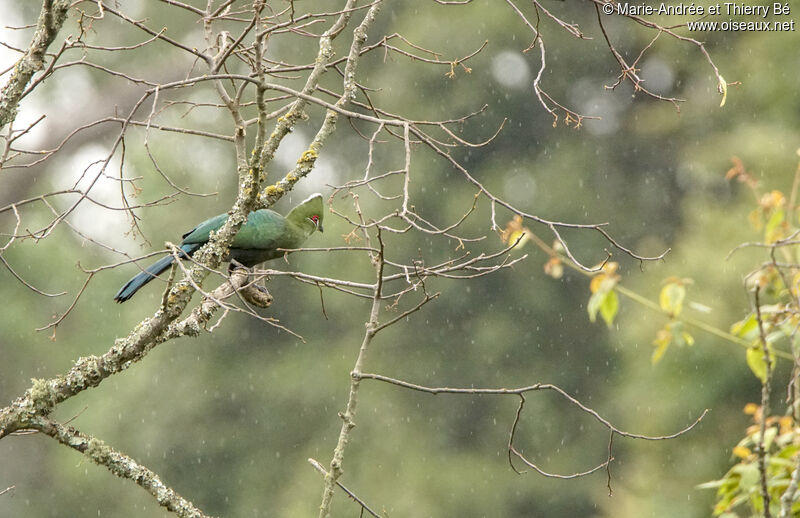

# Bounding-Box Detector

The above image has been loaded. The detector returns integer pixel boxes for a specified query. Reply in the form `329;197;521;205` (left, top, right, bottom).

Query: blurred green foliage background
1;1;799;517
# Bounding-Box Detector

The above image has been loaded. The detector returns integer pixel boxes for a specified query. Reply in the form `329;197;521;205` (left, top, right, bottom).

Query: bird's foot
243;283;272;308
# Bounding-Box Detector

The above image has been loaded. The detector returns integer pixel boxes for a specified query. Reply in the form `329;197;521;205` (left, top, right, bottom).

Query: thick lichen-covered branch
256;0;380;210
1;303;180;438
254;0;359;200
0;0;70;129
32;418;211;518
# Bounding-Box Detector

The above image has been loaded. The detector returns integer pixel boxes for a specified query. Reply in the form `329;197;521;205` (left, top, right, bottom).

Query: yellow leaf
507;229;530;249
743;402;759;415
499;215;531;249
652;340;669;365
719;75;727;107
589;275;604;293
500;215;522;243
651;327;672;364
779;416;794;435
589;263;620;293
659;281;686;317
761;190;786;209
732;446;751;458
749;208;763;230
602;262;619;275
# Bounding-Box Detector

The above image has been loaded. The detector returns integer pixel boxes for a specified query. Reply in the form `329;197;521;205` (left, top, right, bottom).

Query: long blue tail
113;244;198;303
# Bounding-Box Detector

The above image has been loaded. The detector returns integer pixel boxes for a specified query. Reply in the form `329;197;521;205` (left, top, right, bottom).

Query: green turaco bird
114;194;324;303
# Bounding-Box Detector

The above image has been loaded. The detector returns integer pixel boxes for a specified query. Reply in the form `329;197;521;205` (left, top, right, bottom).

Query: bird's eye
311;215;319;223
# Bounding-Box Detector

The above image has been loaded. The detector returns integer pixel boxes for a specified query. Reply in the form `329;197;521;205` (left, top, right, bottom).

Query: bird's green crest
286;193;324;234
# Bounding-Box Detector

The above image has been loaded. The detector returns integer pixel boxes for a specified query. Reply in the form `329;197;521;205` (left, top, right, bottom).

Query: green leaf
588;275;619;328
733;463;760;491
777;444;800;460
765;207;785;243
731;314;759;341
588;290;618;328
746;346;775;383
769;456;795;468
599;289;618;328
759;426;778;451
746;347;767;382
